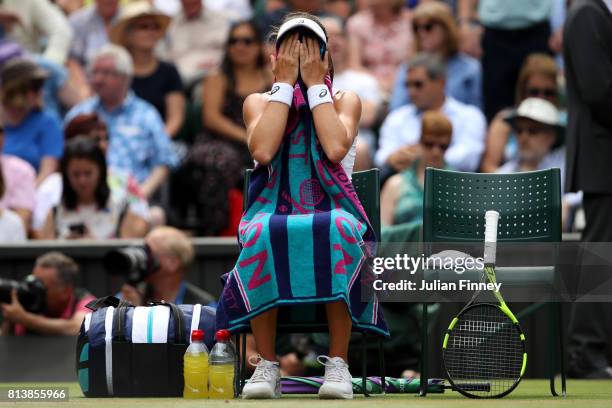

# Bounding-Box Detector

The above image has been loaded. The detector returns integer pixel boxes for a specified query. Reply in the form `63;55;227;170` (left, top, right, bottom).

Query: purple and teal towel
281;376;445;394
216;77;388;337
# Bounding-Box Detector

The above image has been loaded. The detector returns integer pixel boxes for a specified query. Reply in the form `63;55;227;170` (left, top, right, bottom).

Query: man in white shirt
375;53;486;173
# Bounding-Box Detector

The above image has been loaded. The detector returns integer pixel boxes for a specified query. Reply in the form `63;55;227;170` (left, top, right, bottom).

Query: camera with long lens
103;245;160;285
0;275;47;313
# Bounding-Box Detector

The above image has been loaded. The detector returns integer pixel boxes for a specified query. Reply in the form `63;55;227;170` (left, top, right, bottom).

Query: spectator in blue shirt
1;59;64;187
389;1;482;111
65;44;178;200
377;53;486;174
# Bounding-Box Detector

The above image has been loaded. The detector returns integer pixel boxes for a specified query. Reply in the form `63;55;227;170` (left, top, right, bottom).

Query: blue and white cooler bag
76;297;216;397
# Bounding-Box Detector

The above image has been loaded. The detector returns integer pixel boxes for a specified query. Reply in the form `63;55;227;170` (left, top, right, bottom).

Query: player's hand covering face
299;36;328;88
271;33;300;85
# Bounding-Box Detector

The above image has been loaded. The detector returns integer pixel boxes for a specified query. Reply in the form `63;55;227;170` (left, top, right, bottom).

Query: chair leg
240;333;247;395
557;303;567;397
419;302;428;397
362;332;369;397
548;303;564;397
234;334;241;398
378;338;386;394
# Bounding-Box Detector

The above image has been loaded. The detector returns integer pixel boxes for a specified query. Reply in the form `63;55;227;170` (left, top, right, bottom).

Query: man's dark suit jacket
564;0;612;193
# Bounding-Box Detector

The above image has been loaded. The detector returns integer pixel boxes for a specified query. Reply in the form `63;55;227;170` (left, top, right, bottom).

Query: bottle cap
215;329;231;342
191;329;205;342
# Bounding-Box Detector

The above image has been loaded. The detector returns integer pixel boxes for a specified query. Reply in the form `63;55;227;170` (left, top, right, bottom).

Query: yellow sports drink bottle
183;329;209;399
209;329;235;399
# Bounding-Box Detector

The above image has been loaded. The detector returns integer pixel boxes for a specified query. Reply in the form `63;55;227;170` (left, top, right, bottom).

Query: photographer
119;226;215;306
1;252;95;336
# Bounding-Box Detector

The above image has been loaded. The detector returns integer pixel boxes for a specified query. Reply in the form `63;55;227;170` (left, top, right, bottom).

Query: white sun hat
505;97;565;146
276;17;327;46
505;97;561;127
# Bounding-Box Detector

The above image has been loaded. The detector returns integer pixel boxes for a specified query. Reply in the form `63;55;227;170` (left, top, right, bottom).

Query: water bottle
209;329;236;399
183;329;209;399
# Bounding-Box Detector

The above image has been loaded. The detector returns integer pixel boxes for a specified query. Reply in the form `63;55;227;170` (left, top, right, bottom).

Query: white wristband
307;84;333;110
268;82;294;107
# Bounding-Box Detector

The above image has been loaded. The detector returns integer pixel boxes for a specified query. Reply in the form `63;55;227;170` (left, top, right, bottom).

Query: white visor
277;17;327;46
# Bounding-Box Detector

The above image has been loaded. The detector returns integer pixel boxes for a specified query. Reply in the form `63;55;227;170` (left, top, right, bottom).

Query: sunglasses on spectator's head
229;36;257;46
422;140;450;151
406;80;426;90
414;21;437;33
526;87;556;99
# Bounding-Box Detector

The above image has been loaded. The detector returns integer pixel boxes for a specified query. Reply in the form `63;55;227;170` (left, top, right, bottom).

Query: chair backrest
423;168;562;243
243;168;381;240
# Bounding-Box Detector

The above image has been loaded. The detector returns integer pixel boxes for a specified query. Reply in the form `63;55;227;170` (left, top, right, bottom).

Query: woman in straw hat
389;1;482;111
110;1;185;139
185;20;271;236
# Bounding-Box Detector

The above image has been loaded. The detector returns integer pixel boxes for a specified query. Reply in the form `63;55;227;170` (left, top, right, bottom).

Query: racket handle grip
484;210;499;265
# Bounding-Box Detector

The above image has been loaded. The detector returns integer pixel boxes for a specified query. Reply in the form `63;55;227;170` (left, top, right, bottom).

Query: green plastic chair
235;168;385;397
419;167;566;397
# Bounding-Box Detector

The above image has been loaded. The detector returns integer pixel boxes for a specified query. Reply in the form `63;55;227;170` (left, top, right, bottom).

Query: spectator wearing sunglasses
381;110;452;226
389;1;482;111
480;53;563;173
161;0;231;86
183;20;272;236
498;97;580;231
376;53;486;175
111;2;185;140
0;59;63;188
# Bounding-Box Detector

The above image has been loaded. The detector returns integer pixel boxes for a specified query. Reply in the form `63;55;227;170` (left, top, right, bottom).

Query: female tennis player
215;13;388;400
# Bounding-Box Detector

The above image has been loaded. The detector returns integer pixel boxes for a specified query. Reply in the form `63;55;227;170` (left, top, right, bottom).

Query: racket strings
445;305;524;397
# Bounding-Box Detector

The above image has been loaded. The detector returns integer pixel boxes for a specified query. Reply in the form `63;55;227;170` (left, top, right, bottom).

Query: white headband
277;17;327;46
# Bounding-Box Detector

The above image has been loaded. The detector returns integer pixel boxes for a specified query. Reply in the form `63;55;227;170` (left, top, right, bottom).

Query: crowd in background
0;0;579;242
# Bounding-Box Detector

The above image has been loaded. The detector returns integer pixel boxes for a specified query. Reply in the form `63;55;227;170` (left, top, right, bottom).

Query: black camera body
103;245;160;285
0;275;47;313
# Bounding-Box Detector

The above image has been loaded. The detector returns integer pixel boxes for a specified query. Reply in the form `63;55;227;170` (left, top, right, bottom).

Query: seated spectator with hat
498;97;581;230
0;59;64;187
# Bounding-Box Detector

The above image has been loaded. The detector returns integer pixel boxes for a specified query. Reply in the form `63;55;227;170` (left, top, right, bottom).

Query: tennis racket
442;210;527;398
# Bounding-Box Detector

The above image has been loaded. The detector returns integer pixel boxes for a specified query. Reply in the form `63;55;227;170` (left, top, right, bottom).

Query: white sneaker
242;355;281;399
318;355;353;399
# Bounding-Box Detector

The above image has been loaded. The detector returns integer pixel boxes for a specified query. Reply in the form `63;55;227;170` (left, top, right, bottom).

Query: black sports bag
76;296;216;397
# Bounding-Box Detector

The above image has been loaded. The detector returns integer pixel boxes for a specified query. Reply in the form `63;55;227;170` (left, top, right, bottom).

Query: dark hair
36;252;80;288
221;20;266;93
60;136;109;211
64;113;107;141
271;12;335;80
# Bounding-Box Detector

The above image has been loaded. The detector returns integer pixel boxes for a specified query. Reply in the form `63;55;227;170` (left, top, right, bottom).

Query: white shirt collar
603;0;612;14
